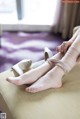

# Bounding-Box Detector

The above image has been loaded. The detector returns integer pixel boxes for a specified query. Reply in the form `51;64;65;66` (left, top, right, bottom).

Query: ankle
55;66;65;76
48;66;65;79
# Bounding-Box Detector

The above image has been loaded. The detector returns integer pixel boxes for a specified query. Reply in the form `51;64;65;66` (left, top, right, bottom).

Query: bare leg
7;52;64;85
26;35;80;93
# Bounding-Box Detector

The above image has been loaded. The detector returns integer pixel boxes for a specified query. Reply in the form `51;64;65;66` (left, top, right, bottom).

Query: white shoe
12;59;32;75
12;47;53;75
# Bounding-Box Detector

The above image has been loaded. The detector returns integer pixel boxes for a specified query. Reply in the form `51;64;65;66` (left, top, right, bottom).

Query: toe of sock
6;77;21;85
25;85;43;93
25;86;36;93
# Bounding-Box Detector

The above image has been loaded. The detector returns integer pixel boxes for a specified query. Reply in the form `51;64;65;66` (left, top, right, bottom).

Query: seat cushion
0;64;80;119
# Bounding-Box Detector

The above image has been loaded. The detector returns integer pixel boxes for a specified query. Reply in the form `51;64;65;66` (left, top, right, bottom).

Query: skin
7;28;80;93
56;40;73;53
25;35;80;93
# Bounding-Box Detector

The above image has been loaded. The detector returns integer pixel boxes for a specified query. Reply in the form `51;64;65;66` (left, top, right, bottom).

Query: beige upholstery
0;27;80;118
0;63;80;119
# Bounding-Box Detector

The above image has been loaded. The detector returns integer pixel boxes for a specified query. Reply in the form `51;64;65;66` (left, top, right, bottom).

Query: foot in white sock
26;66;64;93
26;35;80;93
7;62;53;85
7;53;64;85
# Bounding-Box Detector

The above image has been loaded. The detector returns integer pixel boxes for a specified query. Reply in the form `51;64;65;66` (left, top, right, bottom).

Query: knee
73;26;80;35
75;34;80;43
